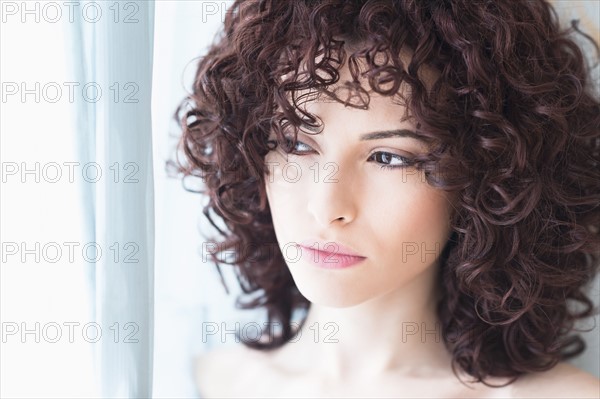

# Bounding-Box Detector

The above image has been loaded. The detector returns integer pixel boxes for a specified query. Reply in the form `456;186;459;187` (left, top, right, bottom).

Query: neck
281;260;455;381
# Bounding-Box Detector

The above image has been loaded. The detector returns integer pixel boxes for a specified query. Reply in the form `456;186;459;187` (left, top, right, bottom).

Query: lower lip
298;245;366;269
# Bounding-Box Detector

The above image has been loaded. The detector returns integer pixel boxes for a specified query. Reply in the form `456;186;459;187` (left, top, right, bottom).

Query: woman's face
264;66;454;308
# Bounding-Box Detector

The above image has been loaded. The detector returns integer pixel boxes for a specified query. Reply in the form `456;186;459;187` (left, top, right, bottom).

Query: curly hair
169;0;600;388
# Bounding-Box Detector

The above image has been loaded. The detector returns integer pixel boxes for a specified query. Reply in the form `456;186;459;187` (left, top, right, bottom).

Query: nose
306;165;358;227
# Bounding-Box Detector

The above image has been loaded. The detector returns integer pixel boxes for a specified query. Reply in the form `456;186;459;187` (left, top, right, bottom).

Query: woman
171;0;600;397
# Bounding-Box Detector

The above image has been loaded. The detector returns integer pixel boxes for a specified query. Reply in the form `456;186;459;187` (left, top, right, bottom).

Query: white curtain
67;1;156;397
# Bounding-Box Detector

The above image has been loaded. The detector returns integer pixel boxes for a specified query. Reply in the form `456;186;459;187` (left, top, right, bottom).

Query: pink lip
296;240;366;269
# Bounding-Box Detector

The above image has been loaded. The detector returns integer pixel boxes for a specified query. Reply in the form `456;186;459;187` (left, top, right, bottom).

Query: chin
293;278;376;308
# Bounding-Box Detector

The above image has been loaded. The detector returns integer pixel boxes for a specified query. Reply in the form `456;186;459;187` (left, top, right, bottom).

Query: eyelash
277;138;414;170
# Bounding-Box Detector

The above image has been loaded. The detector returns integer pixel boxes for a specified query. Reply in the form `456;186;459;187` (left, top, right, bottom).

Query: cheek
371;184;451;265
263;153;304;240
264;152;313;205
264;153;293;203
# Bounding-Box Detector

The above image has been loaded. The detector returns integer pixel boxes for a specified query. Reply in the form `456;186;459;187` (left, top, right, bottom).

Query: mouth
296;242;367;269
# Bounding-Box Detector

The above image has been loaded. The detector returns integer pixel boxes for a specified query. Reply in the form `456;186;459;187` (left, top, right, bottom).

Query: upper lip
297;239;366;258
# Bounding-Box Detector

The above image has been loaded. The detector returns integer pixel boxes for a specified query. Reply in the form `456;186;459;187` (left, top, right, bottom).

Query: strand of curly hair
169;0;600;387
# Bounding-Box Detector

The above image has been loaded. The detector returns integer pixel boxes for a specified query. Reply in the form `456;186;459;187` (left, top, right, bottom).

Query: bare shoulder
194;344;273;398
195;345;253;397
510;362;600;398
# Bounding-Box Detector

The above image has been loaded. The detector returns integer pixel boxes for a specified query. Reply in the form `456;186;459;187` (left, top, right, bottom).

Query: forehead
300;89;412;128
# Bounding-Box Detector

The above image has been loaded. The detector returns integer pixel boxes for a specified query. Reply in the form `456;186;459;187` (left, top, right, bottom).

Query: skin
194;49;600;398
262;60;456;380
195;348;600;398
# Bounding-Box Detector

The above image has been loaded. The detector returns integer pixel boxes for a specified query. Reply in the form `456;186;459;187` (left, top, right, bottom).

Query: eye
282;137;315;155
273;137;414;170
367;152;413;170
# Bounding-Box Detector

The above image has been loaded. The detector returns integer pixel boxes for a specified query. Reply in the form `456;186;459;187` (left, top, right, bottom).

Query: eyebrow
298;123;428;144
359;129;427;143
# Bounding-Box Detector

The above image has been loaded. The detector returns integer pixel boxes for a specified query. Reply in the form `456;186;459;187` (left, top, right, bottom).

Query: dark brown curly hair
169;0;600;388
